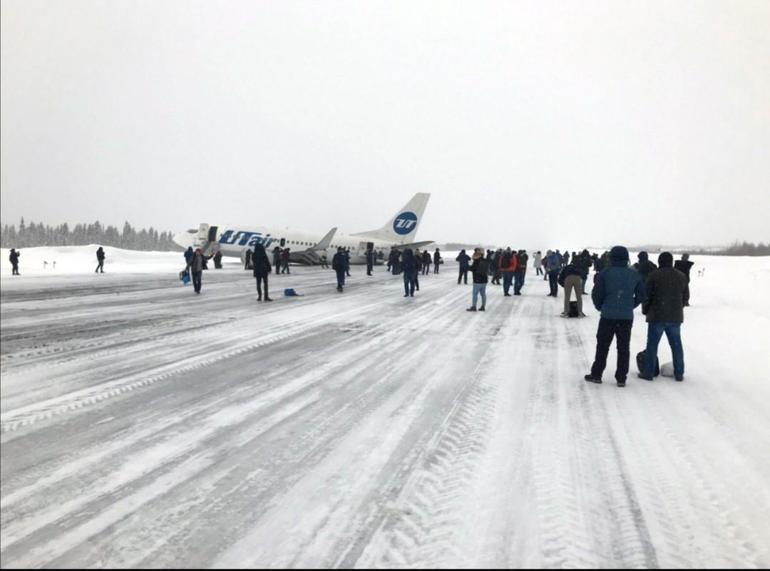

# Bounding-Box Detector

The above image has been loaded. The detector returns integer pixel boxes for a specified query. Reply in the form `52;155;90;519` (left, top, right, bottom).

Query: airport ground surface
1;259;769;568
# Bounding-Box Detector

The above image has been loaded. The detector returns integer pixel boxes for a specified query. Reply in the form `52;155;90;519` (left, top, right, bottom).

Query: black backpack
636;350;660;376
568;301;579;318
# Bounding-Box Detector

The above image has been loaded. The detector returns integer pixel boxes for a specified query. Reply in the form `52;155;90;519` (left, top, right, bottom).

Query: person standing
514;249;529;295
422;250;431;275
674;253;694;306
544;250;562;297
433;248;442;274
213;250;223;269
366;247;374;276
95;247;106;273
467;248;489;312
273;246;282;273
252;244;273;302
558;261;586;317
402;248;418;297
9;248;20;275
533;250;543;277
414;250;422;291
633;251;658;281
456;249;471;285
189;248;205;294
638;252;687;381
491;249;503;285
345;248;352;277
332;247;348;292
575;249;592;294
499;247;518;296
320;252;330;269
584;246;645;387
281;248;291;274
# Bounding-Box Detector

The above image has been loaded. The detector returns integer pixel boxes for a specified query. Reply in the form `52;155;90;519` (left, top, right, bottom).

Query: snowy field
1;247;769;568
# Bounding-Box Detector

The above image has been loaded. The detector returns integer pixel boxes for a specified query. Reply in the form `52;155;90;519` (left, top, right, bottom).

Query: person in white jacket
533;251;543;277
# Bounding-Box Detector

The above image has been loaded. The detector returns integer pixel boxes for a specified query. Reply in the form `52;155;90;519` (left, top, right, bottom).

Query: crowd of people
7;241;696;386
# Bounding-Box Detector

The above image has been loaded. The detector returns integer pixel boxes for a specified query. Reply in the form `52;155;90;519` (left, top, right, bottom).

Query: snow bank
0;245;240;277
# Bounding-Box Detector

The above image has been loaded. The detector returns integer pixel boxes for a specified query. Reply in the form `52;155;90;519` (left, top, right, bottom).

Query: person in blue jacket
456;249;471;285
402;248;418;297
584;246;645;387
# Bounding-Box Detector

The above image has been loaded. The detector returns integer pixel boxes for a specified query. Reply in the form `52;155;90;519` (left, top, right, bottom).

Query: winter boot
584;374;602;384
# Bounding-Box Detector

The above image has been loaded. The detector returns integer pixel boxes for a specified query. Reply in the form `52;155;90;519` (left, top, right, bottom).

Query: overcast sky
2;0;769;247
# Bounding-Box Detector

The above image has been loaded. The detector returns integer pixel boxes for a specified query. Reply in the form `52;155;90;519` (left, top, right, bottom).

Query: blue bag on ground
179;270;190;285
284;288;300;297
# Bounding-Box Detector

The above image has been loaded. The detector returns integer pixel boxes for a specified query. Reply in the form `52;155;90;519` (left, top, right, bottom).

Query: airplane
172;193;434;266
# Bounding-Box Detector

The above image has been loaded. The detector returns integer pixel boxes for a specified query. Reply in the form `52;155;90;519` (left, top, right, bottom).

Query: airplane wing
391;240;435;250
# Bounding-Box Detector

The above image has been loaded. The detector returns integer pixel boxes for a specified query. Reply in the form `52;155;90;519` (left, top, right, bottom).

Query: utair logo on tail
393;211;418;235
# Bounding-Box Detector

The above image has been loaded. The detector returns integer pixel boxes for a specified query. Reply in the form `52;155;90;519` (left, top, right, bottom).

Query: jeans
502;272;514;295
548;270;560;296
514;270;526;293
645;322;684;378
472;283;487;308
590;318;633;381
536;266;543;276
458;268;468;284
403;271;416;296
192;271;202;293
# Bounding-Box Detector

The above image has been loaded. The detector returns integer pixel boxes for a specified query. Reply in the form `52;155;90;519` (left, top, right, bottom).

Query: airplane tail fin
310;227;337;251
351;193;430;244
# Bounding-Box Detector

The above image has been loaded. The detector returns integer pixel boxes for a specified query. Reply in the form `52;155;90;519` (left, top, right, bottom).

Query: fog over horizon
2;0;769;248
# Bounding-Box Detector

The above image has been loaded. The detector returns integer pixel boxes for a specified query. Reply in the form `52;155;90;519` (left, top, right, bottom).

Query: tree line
0;218;181;251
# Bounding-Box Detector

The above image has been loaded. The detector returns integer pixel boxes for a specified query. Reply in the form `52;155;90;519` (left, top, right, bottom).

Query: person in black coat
332;247;348;291
456;249;471;285
366;248;374;276
402;248;418;297
639;252;687;381
95;247;106;273
9;248;20;275
252;244;273;301
433;248;442;274
422;250;431;275
514;250;529;295
273;246;282;273
674;253;694;306
213;250;223;269
345;248;352;277
633;251;658;281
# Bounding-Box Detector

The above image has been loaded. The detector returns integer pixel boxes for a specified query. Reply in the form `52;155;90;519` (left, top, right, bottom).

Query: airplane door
208;226;218;242
280;238;286;247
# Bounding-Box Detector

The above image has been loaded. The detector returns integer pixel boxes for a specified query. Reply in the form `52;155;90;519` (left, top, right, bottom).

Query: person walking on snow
332;247;348;292
402;248;418;297
638;252;687;381
533;250;543;277
514;249;528;295
544;250;562;297
456;249;471;284
252;243;273;302
584;246;645;387
467;248;489;312
9;249;20;275
633;251;658;281
189;248;205;294
95;247;106;273
281;248;291;274
499;247;518;296
674;253;694;306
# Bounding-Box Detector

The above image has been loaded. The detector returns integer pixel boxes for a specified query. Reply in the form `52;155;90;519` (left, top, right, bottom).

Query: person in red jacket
498;247;518;296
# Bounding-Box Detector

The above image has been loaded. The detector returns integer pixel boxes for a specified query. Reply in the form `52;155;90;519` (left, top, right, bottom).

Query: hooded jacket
642;252;687;323
591;246;645;320
633;251;658;280
251;244;272;277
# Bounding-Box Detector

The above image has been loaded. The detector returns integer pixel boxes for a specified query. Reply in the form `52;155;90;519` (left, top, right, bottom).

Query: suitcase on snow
568;301;579;318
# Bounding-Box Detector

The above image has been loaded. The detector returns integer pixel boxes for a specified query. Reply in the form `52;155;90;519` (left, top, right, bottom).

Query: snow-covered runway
2;256;769;568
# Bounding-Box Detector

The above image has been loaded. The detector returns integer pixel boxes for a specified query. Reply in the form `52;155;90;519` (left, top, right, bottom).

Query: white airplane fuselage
172;193;433;266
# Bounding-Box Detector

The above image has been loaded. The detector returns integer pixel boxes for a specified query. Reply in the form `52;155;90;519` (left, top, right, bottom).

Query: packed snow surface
1;247;769;568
